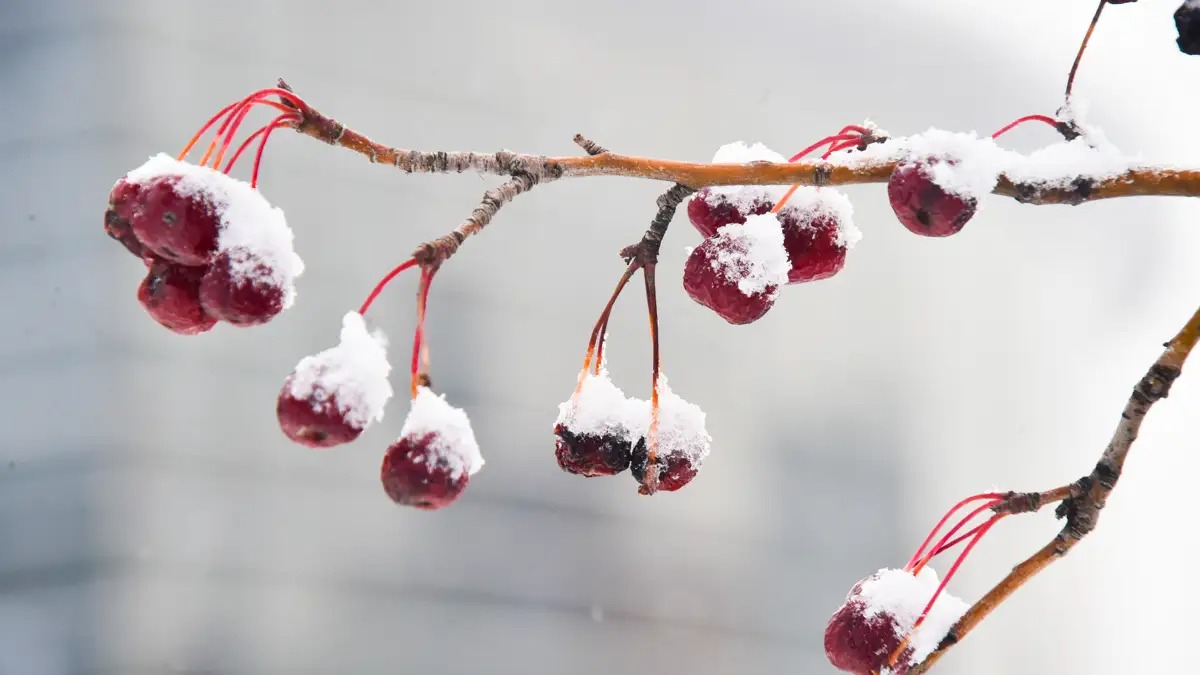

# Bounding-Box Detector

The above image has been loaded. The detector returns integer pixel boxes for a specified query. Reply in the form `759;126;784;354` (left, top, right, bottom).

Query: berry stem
250;115;299;187
579;261;640;384
909;499;1000;576
221;113;299;178
904;492;1004;571
913;514;1006;629
1065;0;1108;100
643;262;662;495
196;88;305;167
785;133;862;163
990;114;1060;140
178;101;240;161
411;266;436;400
358;258;418;316
772;132;864;213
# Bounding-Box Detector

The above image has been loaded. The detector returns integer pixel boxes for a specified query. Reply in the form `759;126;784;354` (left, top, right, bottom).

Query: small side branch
412;171;550;267
910;303;1200;674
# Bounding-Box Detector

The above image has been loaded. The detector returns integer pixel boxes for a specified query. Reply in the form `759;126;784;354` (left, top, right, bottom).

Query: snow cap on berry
704;213;791;298
287;311;393;430
557;369;643;443
125;153;305;306
400;387;484;479
851;567;968;667
778;187;861;249
652;377;711;467
704;141;791;204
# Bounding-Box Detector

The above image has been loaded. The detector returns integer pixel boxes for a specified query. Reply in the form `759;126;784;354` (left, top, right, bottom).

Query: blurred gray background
2;1;1199;674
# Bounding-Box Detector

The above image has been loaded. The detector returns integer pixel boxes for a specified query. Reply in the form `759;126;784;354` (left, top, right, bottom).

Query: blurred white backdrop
1;1;1198;674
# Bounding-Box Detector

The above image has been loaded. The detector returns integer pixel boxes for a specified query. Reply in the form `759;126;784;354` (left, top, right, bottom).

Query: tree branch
909;304;1200;674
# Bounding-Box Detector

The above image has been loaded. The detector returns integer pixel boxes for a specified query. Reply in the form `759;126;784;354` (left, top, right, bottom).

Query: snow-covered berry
683;213;791;325
776;187;860;283
381;387;485;510
631;380;710;495
277;311;393;448
824;568;968;675
687;142;788;237
887;159;978;237
554;370;643;477
199;248;286;326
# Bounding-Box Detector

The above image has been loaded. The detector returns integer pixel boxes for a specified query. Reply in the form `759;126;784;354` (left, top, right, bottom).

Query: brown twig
910;304;1200;674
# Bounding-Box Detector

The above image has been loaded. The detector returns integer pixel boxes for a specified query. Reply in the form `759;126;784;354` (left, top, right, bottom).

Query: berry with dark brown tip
198;248;285;326
129;176;221;265
136;260;217;335
887;160;976;237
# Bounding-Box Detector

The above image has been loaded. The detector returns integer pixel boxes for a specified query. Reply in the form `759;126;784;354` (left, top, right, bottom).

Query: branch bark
909;304;1200;674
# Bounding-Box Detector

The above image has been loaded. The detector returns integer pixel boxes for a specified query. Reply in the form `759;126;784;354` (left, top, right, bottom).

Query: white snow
400;386;484;479
286;311;393;430
707;213;791;296
828;122;1140;203
651;377;711;466
855;567;969;667
778;187;862;249
704;141;792;204
556;369;643;441
125;153;305;307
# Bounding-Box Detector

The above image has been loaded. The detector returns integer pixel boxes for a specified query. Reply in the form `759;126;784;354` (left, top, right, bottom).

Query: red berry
105;179;153;260
631;440;698;494
629;384;709;495
554;424;632;476
136;260;217;335
277;379;365;448
686;187;773;238
825;594;912;675
683;214;789;325
129;175;220;265
887;160;976;237
382;387;484;510
824;568;969;675
381;431;470;510
199;248;285;326
775;188;858;283
277;312;393;448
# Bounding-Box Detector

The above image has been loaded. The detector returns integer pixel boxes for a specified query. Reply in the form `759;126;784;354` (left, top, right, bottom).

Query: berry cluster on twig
99;1;1200;671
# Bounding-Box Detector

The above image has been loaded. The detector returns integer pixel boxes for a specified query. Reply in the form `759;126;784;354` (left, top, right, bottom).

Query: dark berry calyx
554;425;633;477
277;312;393;448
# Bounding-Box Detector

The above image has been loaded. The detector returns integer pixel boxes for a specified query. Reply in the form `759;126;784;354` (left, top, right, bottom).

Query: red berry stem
904;492;1005;571
178;100;241;162
643;261;662;494
410;266;436;400
927;521;991;558
821;138;863;159
773;131;865;212
786;133;863;163
358;258;418;315
912;513;1007;630
909;499;1001;576
989;114;1060;140
579;261;640;383
195;88;306;167
222;112;300;178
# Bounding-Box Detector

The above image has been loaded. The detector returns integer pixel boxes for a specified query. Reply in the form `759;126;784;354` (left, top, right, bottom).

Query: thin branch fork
909;304;1200;674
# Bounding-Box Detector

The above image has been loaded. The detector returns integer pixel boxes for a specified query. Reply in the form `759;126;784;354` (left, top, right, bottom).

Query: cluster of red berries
683;142;861;325
104;89;305;335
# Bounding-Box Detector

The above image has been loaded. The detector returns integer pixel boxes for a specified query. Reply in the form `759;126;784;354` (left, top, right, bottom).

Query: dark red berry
631;440;699;495
687;188;774;238
553;423;632;476
887;161;976;237
683;235;778;325
105;178;149;260
129;175;220;265
276;377;363;448
777;207;848;283
381;431;469;510
825;595;912;675
136;260;217;335
198;248;285;326
1178;2;1200;55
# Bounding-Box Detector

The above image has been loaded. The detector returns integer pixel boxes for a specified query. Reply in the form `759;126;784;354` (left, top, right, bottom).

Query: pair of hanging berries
683;142;862;325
